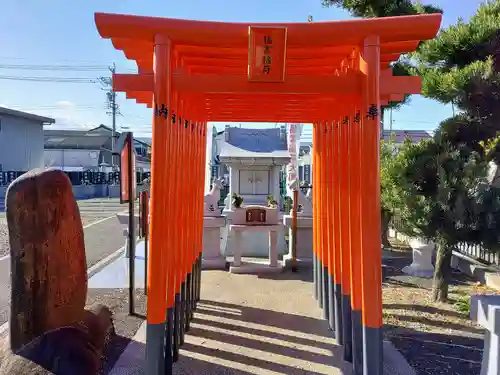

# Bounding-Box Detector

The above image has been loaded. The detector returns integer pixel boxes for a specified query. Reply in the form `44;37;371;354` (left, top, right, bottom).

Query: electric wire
0;60;442;133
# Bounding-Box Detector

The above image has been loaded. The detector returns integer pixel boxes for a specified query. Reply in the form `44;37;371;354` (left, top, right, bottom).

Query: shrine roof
219;127;289;160
95;12;442;74
95;12;441;47
96;13;442;120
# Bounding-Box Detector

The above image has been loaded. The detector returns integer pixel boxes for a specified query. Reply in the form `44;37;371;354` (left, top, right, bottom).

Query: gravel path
383;250;485;375
0;215;7;259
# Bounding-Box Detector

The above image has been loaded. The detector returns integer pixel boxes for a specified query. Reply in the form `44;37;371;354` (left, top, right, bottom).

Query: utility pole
110;63;117;166
98;63;121;167
389;107;393;133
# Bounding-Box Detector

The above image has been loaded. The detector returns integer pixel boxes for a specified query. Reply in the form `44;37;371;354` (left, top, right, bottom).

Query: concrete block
470;294;500;375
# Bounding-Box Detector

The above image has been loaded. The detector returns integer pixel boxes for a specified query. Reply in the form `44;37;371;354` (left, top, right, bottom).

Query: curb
87;246;127;278
383;340;417;375
0;245;127;339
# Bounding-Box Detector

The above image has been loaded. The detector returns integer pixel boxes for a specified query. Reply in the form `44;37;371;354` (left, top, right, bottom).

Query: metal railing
0;170;151;186
455;242;500;267
390;216;500;267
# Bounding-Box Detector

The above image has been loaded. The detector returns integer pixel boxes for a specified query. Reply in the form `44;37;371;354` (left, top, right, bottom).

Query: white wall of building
0;115;45;171
44;149;100;171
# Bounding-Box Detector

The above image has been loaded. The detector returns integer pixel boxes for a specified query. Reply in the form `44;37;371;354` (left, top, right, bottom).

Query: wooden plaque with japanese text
246;208;267;224
248;27;287;82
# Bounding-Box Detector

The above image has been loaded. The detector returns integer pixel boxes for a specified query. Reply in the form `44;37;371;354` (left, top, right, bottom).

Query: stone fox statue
287;179;313;216
204;176;225;215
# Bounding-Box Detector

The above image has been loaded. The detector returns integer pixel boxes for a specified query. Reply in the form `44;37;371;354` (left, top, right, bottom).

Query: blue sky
0;0;485;141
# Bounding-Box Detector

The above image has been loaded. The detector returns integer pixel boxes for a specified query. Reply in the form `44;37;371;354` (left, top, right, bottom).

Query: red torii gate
95;12;441;375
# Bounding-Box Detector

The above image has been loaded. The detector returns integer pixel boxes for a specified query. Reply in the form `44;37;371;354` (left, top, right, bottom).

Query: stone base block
202;258;229;271
401;265;434;278
282;254;313;268
470;294;500;375
229;260;284;275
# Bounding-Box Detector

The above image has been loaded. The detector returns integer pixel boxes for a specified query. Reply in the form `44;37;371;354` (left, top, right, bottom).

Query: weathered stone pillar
5;168;87;351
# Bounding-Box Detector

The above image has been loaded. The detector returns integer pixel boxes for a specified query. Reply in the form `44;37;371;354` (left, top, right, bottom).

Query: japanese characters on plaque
263;35;272;75
248;26;287;82
246;208;267;224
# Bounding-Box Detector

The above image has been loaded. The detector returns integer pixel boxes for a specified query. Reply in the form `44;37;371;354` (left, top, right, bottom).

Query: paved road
0;198;138;326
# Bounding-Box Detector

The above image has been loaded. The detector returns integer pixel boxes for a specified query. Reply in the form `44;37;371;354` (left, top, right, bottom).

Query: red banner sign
120;133;137;204
248;27;287;82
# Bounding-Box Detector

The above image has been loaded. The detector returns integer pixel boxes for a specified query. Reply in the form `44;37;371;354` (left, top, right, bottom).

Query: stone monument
5;168;88;350
0;168;114;374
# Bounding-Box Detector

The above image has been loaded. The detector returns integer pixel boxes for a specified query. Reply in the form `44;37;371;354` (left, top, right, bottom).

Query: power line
0;64;110;71
0;57;136;69
0;74;98;83
0;56;112;64
97;63;121;166
6;104;101;108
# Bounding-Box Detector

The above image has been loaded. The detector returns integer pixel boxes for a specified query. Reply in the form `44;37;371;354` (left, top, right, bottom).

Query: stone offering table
228;205;283;274
230;205;279;225
282;215;313;266
229;224;283;274
202;216;228;270
470;294;500;375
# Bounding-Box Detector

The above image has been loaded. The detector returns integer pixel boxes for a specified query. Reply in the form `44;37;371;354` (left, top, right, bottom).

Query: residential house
294;129;433;184
383;129;433;151
44;125;151;172
0;106;55;172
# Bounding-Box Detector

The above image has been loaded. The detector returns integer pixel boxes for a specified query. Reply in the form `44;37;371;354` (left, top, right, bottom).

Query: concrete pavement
87;243;416;375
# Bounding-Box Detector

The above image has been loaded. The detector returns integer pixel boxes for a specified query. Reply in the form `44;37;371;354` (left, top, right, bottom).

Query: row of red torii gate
94;11;442;375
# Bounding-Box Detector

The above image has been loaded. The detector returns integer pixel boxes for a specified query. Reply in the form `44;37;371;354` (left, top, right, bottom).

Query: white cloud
51;116;96;130
55;101;75;108
45;101;96;130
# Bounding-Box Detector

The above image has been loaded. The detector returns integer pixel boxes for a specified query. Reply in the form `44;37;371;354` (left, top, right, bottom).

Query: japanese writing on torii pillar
341;105;379;125
263;35;272;74
153;103;206;136
322;104;380;134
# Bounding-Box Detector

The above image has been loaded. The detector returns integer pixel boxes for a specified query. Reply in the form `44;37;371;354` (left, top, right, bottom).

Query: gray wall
0;115;45;171
44;149;101;170
0;184;122;211
0;186;5;211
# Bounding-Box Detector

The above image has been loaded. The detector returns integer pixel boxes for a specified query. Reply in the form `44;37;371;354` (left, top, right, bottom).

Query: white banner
205;125;214;194
286;123;303;197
